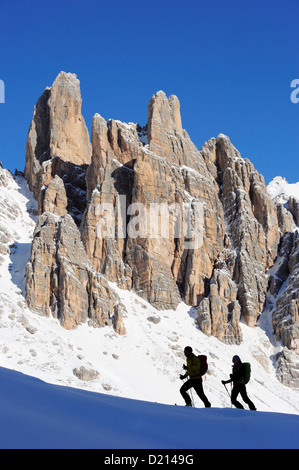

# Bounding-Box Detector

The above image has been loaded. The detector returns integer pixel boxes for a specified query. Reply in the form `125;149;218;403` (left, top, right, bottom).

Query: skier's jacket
186;354;202;379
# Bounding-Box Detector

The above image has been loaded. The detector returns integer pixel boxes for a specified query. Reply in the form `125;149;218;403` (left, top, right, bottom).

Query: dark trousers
180;378;211;407
231;383;256;410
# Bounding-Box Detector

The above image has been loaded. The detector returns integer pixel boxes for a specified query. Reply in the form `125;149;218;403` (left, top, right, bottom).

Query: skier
179;346;211;407
222;355;256;410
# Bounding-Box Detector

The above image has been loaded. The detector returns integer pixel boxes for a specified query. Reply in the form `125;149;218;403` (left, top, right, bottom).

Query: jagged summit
24;71;92;219
21;72;299;387
268;176;299;203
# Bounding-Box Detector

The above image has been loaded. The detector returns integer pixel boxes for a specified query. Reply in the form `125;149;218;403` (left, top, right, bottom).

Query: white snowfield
0;167;298;449
267;176;299;203
1;365;299;449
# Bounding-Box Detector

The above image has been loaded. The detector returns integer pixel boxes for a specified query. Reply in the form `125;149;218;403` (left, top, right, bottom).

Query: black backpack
241;362;251;384
198;355;208;376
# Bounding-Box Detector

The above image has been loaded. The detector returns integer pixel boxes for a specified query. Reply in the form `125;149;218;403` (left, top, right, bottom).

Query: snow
0;168;298;449
267;176;299;203
1;366;299;449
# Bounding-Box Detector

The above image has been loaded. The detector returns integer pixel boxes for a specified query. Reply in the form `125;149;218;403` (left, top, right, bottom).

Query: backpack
198;355;208;376
242;362;251;384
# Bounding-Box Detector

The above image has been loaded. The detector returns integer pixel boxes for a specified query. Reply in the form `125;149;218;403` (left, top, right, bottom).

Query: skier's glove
179;375;185;380
221;380;227;385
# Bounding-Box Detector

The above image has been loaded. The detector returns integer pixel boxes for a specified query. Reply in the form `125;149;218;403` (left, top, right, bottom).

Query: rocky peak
147;91;192;165
148;91;182;137
24;72;91;220
47;72;92;165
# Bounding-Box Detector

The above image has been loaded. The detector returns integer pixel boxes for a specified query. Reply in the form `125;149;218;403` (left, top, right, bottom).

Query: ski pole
189;387;195;407
223;383;230;397
222;381;232;407
181;369;195;407
183;377;195;407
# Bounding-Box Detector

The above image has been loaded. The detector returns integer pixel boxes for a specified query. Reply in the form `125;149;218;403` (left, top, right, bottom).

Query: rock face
82;96;227;314
26;212;126;333
24;72;299;386
266;186;299;375
270;231;299;350
24;72;91;221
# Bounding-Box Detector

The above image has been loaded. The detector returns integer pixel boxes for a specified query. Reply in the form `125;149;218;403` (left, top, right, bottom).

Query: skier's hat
232;355;241;362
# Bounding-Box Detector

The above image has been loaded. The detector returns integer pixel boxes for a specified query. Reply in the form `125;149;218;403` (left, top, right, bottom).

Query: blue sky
0;0;298;184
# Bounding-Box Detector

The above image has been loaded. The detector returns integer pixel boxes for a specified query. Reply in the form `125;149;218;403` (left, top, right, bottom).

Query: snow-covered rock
267;176;299;204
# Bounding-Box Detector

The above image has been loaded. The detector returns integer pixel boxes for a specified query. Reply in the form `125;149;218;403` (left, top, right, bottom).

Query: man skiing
179;346;211;407
222;355;256;410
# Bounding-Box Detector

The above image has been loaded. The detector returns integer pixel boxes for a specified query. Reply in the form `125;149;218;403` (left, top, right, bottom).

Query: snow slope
267;176;299;204
0;168;299;449
1;366;299;449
